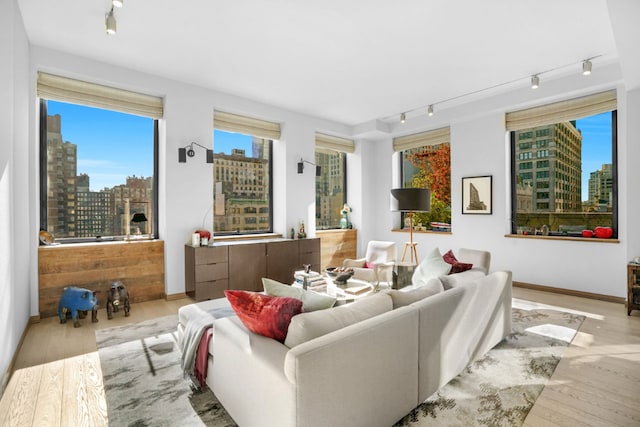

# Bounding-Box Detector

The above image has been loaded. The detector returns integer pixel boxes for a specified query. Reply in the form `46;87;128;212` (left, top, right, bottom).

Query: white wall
28;46;352;304
0;0;30;394
365;66;634;298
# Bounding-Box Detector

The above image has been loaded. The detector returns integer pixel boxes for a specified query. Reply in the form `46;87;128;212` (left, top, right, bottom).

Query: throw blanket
180;306;236;386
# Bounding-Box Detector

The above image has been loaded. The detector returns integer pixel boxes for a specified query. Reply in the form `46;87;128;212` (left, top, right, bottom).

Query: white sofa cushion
262;278;336;312
412;247;451;287
439;268;487;289
387;280;443;308
284;293;393;348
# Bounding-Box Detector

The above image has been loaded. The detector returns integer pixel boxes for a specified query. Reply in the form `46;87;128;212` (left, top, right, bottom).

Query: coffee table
294;275;388;305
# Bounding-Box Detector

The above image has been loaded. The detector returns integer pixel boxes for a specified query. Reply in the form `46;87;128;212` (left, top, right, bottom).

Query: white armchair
343;241;397;286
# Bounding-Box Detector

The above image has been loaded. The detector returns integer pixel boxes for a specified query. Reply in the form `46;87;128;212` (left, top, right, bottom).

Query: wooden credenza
185;238;320;301
38;239;165;318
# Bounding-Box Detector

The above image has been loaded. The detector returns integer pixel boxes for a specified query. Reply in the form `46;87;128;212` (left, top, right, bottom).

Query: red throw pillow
442;249;473;274
225;290;303;342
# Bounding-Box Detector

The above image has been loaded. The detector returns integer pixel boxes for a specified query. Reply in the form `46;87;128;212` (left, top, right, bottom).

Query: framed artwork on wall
462;175;492;215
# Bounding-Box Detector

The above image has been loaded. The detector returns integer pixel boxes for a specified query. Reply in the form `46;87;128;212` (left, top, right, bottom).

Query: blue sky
49;101;612;199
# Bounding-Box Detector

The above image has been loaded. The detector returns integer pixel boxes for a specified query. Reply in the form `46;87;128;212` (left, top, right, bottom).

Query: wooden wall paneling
38;240;165;318
317;229;357;270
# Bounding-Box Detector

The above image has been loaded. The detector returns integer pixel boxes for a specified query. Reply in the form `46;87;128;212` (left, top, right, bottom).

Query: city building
514;122;582;213
588;163;613;211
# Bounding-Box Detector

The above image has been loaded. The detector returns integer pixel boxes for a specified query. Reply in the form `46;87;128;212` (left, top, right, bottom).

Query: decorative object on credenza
195;229;211;246
107;280;130;319
58;286;99;328
340;203;353;229
297;221;307;239
39;229;56;246
178;141;213;164
390;188;431;264
462;175;492;214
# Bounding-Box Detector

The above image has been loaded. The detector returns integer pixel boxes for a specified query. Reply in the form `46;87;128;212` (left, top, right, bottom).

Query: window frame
38;98;159;243
509;110;618;239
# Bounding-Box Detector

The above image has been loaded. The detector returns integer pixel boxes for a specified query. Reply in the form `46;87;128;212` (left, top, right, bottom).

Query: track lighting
582;60;592;76
400;112;406;124
112;0;123;7
530;75;539;89
105;7;116;35
427;105;434;116
297;158;321;176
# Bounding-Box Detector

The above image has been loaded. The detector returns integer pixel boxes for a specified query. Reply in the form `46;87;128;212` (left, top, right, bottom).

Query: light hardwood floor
1;289;639;426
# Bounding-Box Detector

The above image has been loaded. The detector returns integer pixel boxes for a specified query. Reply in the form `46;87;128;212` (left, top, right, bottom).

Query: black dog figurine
107;280;130;319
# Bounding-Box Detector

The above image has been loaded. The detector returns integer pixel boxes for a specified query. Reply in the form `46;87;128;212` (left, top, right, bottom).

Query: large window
394;128;452;231
213;111;280;235
508;91;617;237
315;150;347;229
212;129;273;234
39;77;159;243
314;133;352;230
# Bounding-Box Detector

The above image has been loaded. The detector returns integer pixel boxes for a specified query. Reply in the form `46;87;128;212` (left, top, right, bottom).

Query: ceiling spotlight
427;105;434;116
400;112;406;124
531;75;539;89
105;7;116;35
582;60;592;76
112;0;123;7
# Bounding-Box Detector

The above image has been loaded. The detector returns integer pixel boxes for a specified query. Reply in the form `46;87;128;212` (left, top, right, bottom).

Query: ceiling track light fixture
105;7;116;35
112;0;124;7
400;112;406;124
178;142;213;163
582;59;592;75
530;75;539;89
427;105;434;116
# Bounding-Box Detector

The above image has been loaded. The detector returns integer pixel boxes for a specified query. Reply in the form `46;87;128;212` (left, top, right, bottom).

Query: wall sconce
178;142;213;163
297;158;321;176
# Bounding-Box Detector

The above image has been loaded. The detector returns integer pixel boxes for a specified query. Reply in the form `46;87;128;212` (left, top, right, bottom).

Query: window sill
504;234;619;243
391;228;452;235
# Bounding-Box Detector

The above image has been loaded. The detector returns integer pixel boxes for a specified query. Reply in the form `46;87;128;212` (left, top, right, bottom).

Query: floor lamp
390;188;431;265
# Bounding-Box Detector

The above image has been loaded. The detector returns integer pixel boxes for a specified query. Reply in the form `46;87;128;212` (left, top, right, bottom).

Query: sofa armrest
457;248;491;274
283;307;419;427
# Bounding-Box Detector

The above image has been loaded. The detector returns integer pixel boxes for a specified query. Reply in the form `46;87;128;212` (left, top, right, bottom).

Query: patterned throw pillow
224;290;303;342
442;249;474;274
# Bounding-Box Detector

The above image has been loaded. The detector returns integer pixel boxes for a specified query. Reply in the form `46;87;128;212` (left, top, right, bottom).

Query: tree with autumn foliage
406;144;451;228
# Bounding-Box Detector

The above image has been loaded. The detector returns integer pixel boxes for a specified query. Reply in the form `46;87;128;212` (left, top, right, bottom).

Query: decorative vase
340;213;349;229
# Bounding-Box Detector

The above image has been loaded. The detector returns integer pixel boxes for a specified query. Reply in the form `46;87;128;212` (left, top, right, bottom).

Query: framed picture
462;175;492;214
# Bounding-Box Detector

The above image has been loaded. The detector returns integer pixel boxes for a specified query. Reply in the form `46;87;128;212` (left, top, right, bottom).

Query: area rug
96;315;235;427
394;301;585;426
97;304;583;427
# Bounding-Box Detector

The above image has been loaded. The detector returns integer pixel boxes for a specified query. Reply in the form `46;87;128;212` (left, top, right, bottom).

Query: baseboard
0;316;36;399
513;281;625;304
166;292;188;301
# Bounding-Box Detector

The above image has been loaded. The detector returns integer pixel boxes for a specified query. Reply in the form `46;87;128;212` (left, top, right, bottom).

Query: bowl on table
325;267;354;285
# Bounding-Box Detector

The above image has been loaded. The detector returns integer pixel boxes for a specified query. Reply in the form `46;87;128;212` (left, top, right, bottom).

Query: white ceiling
17;0;620;126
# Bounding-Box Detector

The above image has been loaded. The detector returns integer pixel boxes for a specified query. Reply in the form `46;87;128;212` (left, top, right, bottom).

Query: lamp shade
131;212;148;223
390;188;431;212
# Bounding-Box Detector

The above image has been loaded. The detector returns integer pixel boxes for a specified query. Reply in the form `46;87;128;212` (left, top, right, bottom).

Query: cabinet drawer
195;280;228;301
195;262;229;282
195;246;228;265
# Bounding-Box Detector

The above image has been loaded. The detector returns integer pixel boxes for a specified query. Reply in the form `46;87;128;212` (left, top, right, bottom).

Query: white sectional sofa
209;269;512;427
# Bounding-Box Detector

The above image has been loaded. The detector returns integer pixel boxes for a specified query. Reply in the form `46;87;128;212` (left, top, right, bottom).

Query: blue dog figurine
58;286;99;328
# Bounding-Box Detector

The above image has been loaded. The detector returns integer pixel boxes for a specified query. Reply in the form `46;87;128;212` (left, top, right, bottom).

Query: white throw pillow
387;282;443;308
439;268;487;289
262;278;336;312
412;247;452;288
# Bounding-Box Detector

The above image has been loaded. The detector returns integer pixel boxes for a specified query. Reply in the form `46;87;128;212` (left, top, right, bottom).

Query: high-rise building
588;164;613;211
315;150;345;229
46;114;77;237
213;146;269;232
514;122;582;213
